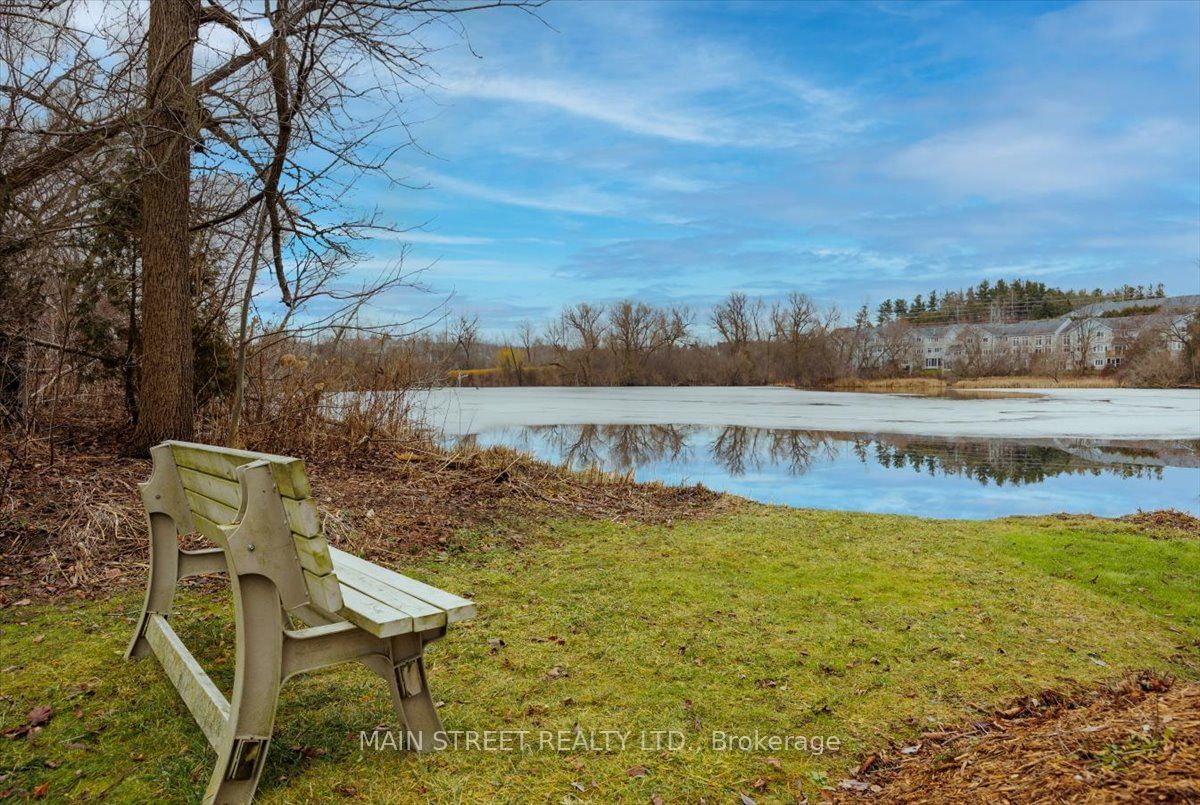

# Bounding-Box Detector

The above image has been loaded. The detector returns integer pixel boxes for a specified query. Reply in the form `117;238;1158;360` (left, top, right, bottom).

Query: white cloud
889;118;1192;198
422;170;631;217
447;75;724;145
375;230;494;245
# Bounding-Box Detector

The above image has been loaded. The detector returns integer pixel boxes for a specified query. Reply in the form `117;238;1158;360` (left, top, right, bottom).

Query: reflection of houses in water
471;425;1198;488
860;435;1175;486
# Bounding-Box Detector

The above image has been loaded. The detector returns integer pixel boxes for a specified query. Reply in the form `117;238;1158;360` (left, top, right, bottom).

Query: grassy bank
828;375;1121;394
2;507;1197;802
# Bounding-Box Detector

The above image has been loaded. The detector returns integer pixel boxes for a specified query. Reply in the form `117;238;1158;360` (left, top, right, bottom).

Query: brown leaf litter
0;434;727;602
1120;509;1200;537
833;671;1199;803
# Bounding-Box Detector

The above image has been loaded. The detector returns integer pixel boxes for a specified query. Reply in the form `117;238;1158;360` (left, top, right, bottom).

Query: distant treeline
382;283;1197;389
875;279;1167;325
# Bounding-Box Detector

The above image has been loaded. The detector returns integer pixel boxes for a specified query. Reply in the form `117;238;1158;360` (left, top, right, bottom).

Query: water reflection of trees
501;425;1184;487
529;424;692;472
864;437;1166;486
711;427;838;476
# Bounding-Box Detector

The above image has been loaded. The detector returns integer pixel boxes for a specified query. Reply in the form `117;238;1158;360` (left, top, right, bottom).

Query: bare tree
559;302;607;385
606;300;671;385
710;292;765;384
1;0;536;450
516;319;538;364
450;314;481;369
770;292;837;386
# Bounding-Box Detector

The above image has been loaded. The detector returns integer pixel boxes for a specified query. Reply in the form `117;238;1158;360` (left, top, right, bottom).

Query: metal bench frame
126;443;466;804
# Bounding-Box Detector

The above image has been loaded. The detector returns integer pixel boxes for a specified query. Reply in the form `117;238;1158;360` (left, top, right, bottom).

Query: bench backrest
146;440;343;614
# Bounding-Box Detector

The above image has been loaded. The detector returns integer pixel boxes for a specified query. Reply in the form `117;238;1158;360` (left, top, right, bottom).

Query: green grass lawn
2;508;1197;802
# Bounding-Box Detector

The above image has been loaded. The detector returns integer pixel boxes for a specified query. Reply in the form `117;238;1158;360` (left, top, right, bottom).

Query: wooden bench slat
193;512;228;545
177;466;321;537
144;614;229;748
335;585;413;637
168;441;311;499
184;488;239;529
161;443;472;644
293;534;335;576
332;562;446;631
303;568;344;613
329;547;476;624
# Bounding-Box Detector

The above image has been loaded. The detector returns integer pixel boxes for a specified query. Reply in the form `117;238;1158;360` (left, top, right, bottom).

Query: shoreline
415;385;1200;441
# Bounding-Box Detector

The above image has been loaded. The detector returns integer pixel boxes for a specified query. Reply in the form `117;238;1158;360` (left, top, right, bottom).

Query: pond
418;387;1200;519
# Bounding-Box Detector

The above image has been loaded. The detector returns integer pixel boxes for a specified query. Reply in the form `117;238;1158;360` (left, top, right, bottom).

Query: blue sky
344;0;1200;336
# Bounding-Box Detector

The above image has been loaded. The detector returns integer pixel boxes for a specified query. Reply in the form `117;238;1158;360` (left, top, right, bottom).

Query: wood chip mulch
833;672;1200;803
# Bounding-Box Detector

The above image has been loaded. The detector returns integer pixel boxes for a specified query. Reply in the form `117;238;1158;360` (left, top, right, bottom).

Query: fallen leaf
737;793;756;805
27;706;52;727
626;765;648;777
838;779;871;792
763;757;782;770
32;782;50;798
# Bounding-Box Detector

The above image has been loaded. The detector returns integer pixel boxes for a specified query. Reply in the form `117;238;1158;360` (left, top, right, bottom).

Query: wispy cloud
421;170;633;217
353;0;1200;325
446;75;725;145
374;230;495;245
890;117;1193;198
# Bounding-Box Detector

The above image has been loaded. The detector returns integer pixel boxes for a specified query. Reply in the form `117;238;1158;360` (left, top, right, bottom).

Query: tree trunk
132;0;198;452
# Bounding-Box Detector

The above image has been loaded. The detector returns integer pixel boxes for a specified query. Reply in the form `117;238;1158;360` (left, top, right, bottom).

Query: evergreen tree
876;299;893;324
854;304;871;328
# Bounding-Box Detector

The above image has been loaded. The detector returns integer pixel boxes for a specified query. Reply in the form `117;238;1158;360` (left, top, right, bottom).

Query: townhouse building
863;294;1197;374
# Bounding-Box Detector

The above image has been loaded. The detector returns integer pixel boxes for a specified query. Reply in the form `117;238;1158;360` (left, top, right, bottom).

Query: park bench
125;441;475;804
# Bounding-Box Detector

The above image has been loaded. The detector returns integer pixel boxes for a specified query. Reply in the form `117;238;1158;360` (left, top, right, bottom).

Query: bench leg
126;513;181;659
205;574;284;805
363;633;445;752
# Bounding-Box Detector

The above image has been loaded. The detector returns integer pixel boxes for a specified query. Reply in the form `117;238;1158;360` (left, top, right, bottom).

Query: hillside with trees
875;279;1167;325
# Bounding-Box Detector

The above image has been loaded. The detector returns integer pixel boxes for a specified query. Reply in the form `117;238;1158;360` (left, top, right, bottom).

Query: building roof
1087;312;1190;332
908;323;963;340
1069;294;1200;318
980;318;1070;337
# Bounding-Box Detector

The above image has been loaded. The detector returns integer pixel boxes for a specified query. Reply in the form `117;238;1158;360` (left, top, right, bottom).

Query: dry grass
954;374;1119;389
1121;508;1200;537
834;672;1199;803
827;375;1121;394
826;377;948;393
0;428;728;602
